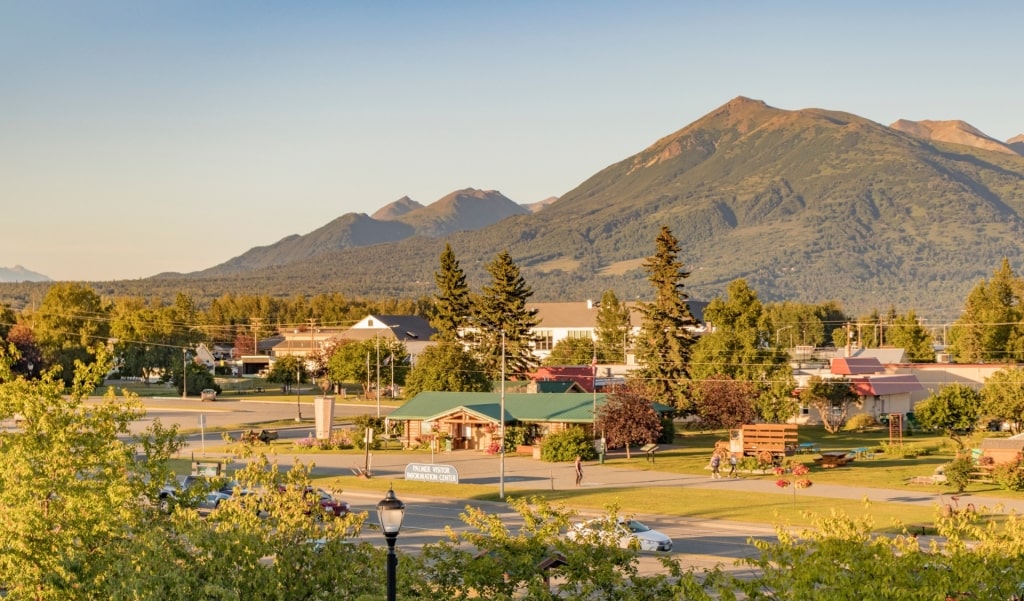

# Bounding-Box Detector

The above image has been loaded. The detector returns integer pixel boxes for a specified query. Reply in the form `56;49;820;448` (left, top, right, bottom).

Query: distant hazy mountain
197;188;525;276
521;196;558;213
890;119;1023;156
0;265;50;283
391;188;527;237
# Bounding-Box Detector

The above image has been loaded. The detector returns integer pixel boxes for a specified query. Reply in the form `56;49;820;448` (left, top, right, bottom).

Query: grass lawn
166;425;1018;534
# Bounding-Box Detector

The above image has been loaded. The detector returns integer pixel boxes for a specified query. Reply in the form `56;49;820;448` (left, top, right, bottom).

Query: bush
843;414;878;432
992;461;1024;491
657;416;676;444
944;456;975;493
540;426;597;462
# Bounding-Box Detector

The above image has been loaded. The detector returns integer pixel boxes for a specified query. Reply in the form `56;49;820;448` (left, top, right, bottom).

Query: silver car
568;517;673;552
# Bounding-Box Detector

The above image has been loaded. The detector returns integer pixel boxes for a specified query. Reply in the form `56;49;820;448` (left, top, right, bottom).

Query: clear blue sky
3;1;1022;281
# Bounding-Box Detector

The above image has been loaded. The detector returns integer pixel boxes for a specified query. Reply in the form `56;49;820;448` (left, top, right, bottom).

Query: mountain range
4;96;1024;320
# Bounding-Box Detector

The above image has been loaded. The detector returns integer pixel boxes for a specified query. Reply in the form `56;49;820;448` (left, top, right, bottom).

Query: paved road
131;396;1024;573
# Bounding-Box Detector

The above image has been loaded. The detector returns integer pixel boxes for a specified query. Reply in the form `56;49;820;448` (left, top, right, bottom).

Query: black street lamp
377;487;406;601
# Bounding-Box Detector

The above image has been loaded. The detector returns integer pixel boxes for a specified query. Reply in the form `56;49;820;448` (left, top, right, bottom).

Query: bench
641;443;659;463
797;442;820;454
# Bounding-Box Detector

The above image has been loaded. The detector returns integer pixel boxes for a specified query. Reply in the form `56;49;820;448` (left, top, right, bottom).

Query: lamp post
377;487;406;601
775;325;794;349
295;362;302;422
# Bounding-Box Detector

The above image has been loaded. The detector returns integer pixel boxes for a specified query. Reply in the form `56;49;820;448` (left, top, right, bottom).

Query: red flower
775;479;791;488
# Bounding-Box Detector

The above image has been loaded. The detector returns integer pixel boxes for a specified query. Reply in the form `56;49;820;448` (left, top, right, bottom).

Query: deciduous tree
30;282;109;384
543;337;596;366
915;383;983;450
798;375;860;433
595;381;663;459
692;375;758;430
981;367;1024;435
403;341;491;398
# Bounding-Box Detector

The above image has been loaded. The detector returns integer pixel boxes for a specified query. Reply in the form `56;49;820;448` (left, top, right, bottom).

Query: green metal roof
388;392;607;424
387;392;676;424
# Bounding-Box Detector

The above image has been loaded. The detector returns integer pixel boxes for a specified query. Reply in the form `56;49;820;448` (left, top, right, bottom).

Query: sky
2;1;1023;282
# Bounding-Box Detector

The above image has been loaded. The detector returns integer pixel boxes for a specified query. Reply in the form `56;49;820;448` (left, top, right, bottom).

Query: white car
568;517;673;552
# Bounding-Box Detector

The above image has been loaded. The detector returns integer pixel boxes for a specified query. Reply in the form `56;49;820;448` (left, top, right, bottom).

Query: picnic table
797;442;821;454
815;451;856;468
851;446;875;460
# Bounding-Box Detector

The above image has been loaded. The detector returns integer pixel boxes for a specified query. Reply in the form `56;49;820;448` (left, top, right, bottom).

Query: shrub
540;426;597;462
944;456;975;493
843;414;878;432
992;461;1024;491
657;416;676;444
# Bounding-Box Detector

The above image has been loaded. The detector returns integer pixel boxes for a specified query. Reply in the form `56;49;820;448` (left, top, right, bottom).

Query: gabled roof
338;315;435;342
388;391;674;424
831;357;884;375
850;374;923;396
532;380;586;393
850;348;907;364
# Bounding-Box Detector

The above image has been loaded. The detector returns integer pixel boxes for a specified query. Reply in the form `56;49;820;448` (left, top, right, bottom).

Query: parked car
158;475;231;514
567;517;673;552
275;485;350;518
200;389;217;401
310;487;350;517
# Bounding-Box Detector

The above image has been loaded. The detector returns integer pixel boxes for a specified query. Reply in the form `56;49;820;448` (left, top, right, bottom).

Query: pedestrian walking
728;454;738;478
709;453;721;479
574;455;583;487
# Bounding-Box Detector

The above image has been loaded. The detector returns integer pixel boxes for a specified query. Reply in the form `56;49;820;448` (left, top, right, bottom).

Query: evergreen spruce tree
471;251;539;380
950;258;1024;363
594;290;632;363
429;243;472;342
633;226;699;409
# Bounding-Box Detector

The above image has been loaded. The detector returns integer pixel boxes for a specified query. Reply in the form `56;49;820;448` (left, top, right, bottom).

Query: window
534;330;553;351
566;329;593;340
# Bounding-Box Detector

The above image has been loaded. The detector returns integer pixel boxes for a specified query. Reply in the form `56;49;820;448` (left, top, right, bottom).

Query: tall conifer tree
472;251;539;380
634;226;699;409
594;290;632;363
429;243;472;342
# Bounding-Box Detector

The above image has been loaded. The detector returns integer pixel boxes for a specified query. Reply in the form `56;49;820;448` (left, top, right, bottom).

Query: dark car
276;485;349;518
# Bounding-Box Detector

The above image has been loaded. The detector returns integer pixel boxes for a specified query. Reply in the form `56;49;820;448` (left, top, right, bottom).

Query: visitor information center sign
405;463;459;484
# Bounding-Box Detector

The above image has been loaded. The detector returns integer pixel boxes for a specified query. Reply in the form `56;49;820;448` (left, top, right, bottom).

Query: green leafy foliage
981;367;1024;435
799;375;860;433
843;413;879;432
402;341;490;398
992;460;1024;492
540;426;597;462
943;456;976;492
915;383;983;450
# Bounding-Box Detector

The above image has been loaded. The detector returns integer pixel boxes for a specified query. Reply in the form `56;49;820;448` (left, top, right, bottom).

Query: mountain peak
0;265;51;283
372;196;424;220
890;118;1021;156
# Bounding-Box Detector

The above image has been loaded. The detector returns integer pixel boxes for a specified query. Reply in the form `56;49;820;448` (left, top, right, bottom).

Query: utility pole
376;332;381;418
250;317;263;356
182;348;187;399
